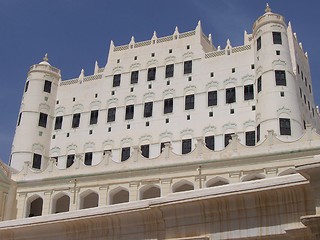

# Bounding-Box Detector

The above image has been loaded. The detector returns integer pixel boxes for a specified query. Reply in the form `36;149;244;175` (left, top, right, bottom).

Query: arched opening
278;168;297;176
242;173;265;182
140;185;161;200
52;194;70;214
80;191;99;209
110;188;129;205
206;177;229;188
172;180;194;193
27;196;43;217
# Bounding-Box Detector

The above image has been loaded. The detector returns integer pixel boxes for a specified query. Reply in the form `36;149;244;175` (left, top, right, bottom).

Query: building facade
1;4;320;239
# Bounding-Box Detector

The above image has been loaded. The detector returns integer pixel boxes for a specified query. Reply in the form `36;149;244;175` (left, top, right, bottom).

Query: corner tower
253;4;303;142
10;55;61;171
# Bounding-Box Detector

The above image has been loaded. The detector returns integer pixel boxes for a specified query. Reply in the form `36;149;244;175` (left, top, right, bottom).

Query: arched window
206;177;229;188
109;187;129;205
140;185;161;200
242;173;265;182
80;191;99;209
27;195;43;217
172;180;194;193
52;193;70;214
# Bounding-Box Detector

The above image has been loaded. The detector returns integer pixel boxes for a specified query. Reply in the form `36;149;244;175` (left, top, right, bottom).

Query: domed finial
43;53;48;62
265;3;271;13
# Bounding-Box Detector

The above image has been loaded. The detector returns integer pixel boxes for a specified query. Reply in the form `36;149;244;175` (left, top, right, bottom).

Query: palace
0;4;320;239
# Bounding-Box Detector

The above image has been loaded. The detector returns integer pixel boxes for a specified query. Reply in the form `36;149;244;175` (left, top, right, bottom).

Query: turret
253;4;303;142
10;54;61;171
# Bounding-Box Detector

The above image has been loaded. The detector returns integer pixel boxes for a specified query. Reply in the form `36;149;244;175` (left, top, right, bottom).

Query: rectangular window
141;144;150;158
245;131;255;146
257;124;261;142
257;76;262;93
273;32;282;44
32;153;42;169
147;67;156;81
182;139;192;154
24;81;29;92
224;133;233;147
125;105;134;120
131;71;139;84
275;70;286;86
17;113;22;126
226;87;236;104
72;113;81;128
107;107;116;122
84;152;93;166
113;74;121;87
279;118;291;135
89;110;99;125
144;102;153;118
38;112;48;128
185;94;195;110
208;91;217;106
54;116;63;130
257;36;261;51
44;80;52;93
184;60;192;74
205;135;215;150
121;147;130;161
244;84;254;100
66;154;75;168
164;98;173;114
165;64;174;78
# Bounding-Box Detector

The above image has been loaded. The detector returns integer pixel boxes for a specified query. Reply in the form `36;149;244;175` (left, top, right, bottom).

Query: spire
195;20;202;34
265;3;271;13
43;53;48;62
173;26;179;36
79;69;85;79
94;61;99;74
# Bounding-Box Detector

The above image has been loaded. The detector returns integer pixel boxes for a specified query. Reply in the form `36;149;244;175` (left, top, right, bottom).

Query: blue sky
0;1;319;163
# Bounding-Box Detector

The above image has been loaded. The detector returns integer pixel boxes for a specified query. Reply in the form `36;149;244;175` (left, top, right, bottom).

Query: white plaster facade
1;4;320;239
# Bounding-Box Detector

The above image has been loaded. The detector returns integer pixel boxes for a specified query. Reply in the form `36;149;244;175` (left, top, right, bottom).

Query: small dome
38;53;51;66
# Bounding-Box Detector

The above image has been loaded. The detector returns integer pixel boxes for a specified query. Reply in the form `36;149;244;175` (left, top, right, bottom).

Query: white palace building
1;4;320;239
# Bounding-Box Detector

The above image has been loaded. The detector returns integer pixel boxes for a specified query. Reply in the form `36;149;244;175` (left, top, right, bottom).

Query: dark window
72;113;80;128
89;110;99;125
44;80;52;93
107;107;116;122
165;64;174;78
113;74;121;87
208;91;217;106
245;131;255;146
205;135;215;150
257;124;261;142
184;60;192;74
185;94;194;110
279;118;291;135
84;152;93;166
121;147;130;161
309;85;312;94
244;84;254;100
160;141;170;153
224;133;233;147
226;87;236;104
125;105;134;120
164;98;173;114
24;81;29;92
251;64;255;69
182;139;192;154
141;144;149;158
32;154;42;169
232;68;235;73
276;50;280;55
257;36;261;51
17;113;22;126
273;32;282;44
144;102;153;118
147;67;156;81
300;88;302;98
38;112;48;128
66;154;75;168
297;64;300;74
257;77;262;93
275;70;286;86
131;71;139;84
304;95;307;104
54;116;63;130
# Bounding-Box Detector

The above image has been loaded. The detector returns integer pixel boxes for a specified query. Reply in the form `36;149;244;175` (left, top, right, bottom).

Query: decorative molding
66;144;77;152
72;104;84;113
32;143;44;152
159;131;173;141
55;106;65;115
146;59;158;68
112;66;123;74
102;140;114;149
270;24;283;30
272;59;286;68
84;142;95;151
241;74;255;84
162;88;175;98
130;63;141;70
39;103;50;113
90;100;101;110
107;97;118;106
125;94;137;103
256;66;263;76
243;120;255;129
164;56;176;64
223;122;237;132
277;106;291;115
182;51;194;60
184;85;196;94
143;92;155;101
206;81;219;90
50;147;61;155
121;137;133;145
180;128;194;138
139;135;152;144
223;77;237;86
203;126;217;135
